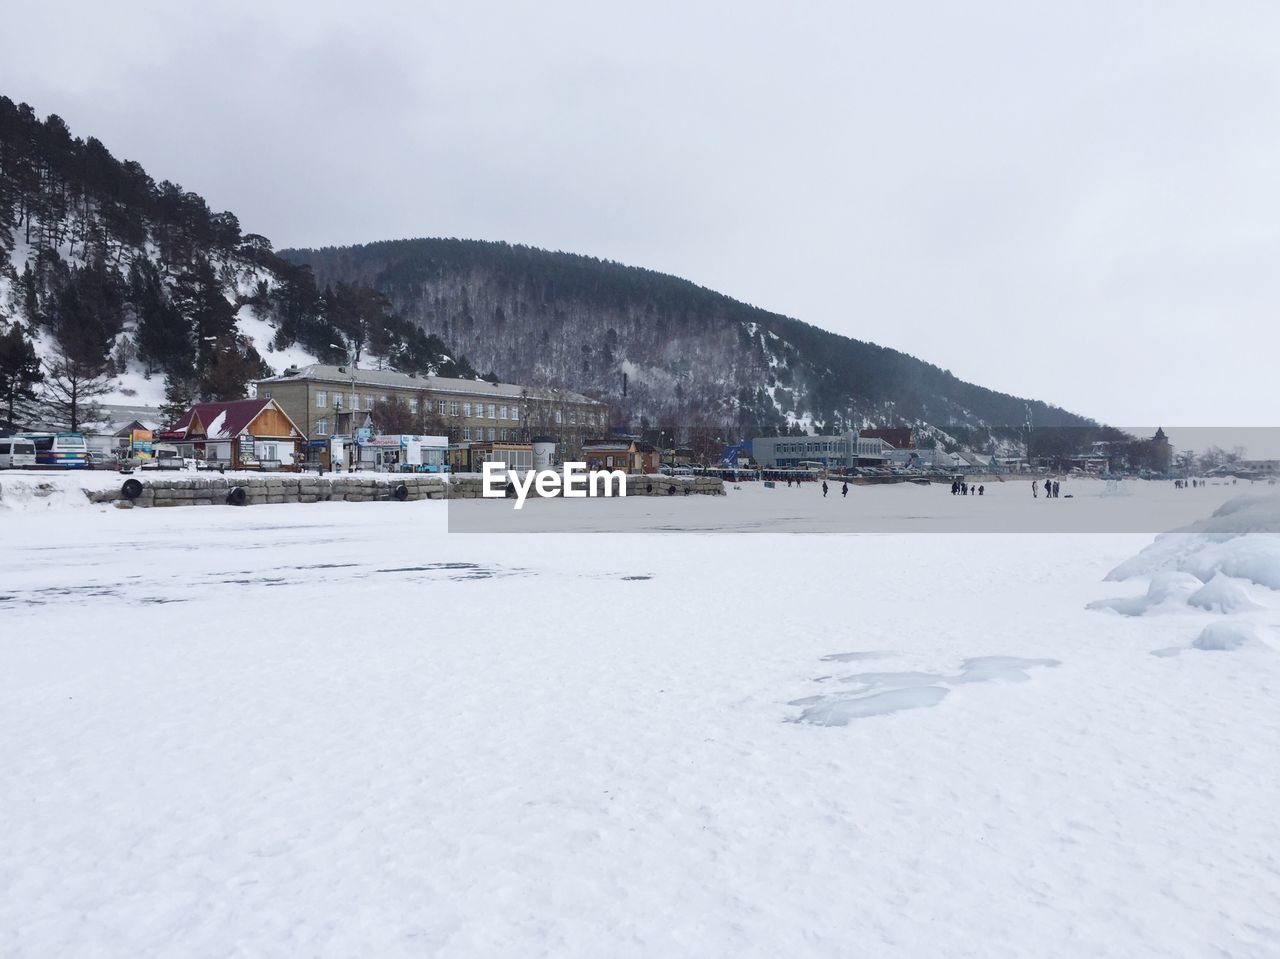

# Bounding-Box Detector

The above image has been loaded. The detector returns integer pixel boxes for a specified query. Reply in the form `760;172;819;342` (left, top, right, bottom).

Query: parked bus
0;436;38;469
20;431;90;469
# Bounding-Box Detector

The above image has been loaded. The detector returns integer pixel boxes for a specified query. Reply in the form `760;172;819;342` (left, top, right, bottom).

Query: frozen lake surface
2;483;1278;957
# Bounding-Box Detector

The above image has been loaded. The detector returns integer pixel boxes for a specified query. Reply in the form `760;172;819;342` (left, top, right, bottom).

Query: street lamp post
329;343;360;468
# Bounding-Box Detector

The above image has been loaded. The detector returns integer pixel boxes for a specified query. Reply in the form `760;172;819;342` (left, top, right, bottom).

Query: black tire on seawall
121;479;143;500
226;486;247;506
394;483;409;501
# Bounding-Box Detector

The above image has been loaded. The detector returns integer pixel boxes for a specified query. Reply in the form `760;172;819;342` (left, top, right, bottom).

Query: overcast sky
4;1;1278;439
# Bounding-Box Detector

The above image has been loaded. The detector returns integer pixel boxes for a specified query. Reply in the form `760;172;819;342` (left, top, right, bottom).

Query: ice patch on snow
837;670;949;689
952;656;1062;684
795;686;950;726
820;650;895;663
792;653;1058;725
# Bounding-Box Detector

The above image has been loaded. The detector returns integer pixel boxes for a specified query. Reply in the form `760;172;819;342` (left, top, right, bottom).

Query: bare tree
40;352;111;431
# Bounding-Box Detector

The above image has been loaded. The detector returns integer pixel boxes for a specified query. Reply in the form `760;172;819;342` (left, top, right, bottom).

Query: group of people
950;479;985;496
1175;478;1205;489
1032;479;1062;498
820;480;849;498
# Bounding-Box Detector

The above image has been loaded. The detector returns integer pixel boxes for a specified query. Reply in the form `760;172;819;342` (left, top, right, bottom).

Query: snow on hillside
234;304;321;375
3;241;320;416
1;485;1277;956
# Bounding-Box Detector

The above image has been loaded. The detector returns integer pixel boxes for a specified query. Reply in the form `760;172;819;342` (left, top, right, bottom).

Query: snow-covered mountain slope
287;237;1101;437
0;95;475;429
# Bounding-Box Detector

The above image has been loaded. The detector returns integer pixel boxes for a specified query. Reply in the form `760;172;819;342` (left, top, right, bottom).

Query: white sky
3;1;1278;433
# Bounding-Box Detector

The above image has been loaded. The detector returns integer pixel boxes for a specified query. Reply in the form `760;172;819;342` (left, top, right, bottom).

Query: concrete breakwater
85;472;725;508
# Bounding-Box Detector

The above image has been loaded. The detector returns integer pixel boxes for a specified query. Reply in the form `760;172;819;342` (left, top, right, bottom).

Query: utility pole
1024;403;1033;472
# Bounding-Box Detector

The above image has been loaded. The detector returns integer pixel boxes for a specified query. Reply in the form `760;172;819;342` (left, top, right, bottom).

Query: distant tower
1151;427;1172;472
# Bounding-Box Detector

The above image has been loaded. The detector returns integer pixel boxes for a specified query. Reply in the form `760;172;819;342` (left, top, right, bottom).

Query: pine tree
173;258;235;372
159;372;199;429
198;336;270;401
129;258;190;374
0;321;43;426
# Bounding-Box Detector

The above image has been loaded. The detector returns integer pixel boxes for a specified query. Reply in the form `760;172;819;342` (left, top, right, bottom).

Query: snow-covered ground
1;484;1278;957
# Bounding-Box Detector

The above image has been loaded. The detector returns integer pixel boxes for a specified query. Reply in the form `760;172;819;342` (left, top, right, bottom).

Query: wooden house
164;398;304;469
582;438;657;472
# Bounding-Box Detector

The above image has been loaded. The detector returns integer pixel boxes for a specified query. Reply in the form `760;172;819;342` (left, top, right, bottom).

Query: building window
555;410;562;424
450;401;460;416
487;427;496;441
463;427;471;441
488;403;496;419
380;394;389;404
437;400;446;416
316;391;327;408
511;406;519;421
410;398;418;412
316;419;329;436
333;393;343;409
499;405;508;420
350;393;359;409
364;395;374;411
570;411;577;425
464;402;472;417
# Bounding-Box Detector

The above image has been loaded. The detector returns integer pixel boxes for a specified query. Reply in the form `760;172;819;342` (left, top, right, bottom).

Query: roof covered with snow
168;398;299;440
256;364;601;406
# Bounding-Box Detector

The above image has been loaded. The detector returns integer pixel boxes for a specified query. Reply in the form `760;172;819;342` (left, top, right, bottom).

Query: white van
0;437;37;469
151;443;184;470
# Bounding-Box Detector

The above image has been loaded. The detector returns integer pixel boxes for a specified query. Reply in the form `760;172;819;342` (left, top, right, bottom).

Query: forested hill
0;95;476;429
284;238;1096;436
0;91;1096;438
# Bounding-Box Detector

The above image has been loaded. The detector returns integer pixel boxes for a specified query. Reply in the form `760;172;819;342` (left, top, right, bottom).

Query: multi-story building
254;364;608;459
750;431;891;470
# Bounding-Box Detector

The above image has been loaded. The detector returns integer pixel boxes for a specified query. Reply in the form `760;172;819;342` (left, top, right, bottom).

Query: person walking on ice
822;480;829;498
842;481;848;498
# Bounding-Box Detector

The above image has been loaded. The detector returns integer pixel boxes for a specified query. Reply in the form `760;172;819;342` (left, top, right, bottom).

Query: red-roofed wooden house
164;398;304;468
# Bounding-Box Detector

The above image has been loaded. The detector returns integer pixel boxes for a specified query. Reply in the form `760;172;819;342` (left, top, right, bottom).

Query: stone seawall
88;473;724;509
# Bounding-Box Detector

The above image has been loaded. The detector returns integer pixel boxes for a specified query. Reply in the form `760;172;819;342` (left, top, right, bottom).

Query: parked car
86;450;108;469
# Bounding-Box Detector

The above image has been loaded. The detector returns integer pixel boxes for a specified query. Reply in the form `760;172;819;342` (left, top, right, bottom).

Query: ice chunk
1088;571;1203;616
1181;537;1280;591
1186;572;1262;614
1191;622;1269;652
